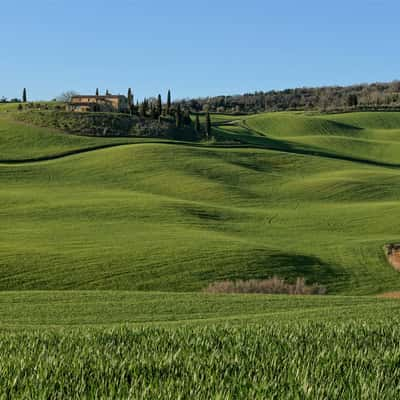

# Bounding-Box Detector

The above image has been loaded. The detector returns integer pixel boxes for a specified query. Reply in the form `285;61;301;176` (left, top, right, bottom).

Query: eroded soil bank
385;244;400;270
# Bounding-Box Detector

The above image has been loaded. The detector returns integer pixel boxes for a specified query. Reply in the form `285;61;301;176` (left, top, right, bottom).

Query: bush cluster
204;277;327;295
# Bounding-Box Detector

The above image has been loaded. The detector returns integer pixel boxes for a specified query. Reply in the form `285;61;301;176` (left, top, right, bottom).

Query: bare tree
57;91;79;102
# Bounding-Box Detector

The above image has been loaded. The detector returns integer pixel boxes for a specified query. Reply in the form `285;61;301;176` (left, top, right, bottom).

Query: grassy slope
1;110;400;398
0;115;141;161
0;291;398;329
243;111;400;165
1;141;400;294
0;101;64;111
0;111;400;295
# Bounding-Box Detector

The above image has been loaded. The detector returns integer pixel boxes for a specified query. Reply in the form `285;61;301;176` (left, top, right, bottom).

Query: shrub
203;277;327;295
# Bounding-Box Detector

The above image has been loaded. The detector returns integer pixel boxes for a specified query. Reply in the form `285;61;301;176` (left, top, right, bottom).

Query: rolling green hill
242;111;400;165
2;109;400;398
1;110;400;294
0;114;139;161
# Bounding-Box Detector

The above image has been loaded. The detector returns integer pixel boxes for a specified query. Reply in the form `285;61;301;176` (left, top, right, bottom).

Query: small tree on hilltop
150;102;158;119
175;104;182;128
195;114;201;133
205;112;212;140
22;88;27;103
56;91;79;102
139;102;146;117
157;94;162;117
127;88;133;113
167;90;171;115
183;109;191;126
139;99;149;117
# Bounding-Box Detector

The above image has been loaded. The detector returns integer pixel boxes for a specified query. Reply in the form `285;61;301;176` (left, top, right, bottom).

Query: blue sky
1;0;399;101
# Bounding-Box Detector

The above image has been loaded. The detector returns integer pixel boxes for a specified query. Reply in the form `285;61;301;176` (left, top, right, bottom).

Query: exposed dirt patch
378;292;400;299
384;244;400;271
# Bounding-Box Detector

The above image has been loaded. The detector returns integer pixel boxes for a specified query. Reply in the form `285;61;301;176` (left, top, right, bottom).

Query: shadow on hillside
193;248;349;290
214;123;400;169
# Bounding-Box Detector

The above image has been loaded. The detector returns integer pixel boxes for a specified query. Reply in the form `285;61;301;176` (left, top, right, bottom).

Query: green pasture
1;109;400;398
1;318;400;398
0;111;400;294
0;291;397;330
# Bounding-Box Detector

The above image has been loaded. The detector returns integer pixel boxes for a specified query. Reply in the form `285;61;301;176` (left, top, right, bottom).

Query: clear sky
1;0;399;101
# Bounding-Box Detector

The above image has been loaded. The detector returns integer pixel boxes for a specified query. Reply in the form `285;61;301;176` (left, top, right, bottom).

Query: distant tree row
125;89;212;139
0;88;27;104
4;81;400;115
177;80;400;114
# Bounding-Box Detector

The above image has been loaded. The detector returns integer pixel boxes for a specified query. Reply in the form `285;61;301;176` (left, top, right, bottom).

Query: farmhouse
67;95;128;113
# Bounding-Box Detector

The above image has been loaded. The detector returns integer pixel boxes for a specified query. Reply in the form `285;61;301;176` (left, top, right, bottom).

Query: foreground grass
0;292;399;398
2;320;400;399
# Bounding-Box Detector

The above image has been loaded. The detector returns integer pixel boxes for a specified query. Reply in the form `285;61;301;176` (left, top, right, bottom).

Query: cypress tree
183;109;191;126
150;102;158;119
167;90;171;115
140;98;149;117
139;102;146;117
175;104;182;128
195;114;201;133
96;88;99;97
205;112;211;139
22;88;27;103
106;89;110;96
127;88;133;112
157;94;162;116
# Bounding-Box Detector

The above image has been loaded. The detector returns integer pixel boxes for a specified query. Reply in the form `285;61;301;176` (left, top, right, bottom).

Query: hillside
13;110;200;140
0;114;140;161
1;111;400;294
242;111;400;165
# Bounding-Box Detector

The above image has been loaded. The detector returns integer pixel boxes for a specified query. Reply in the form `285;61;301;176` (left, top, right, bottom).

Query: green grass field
242;111;400;165
0;291;398;329
1;315;400;398
1;111;400;294
1;110;400;398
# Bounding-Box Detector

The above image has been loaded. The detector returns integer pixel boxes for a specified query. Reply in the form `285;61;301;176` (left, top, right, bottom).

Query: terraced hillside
0;110;400;295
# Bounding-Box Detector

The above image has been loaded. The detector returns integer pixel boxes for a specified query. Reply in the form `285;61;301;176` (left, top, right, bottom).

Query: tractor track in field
1;123;400;170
